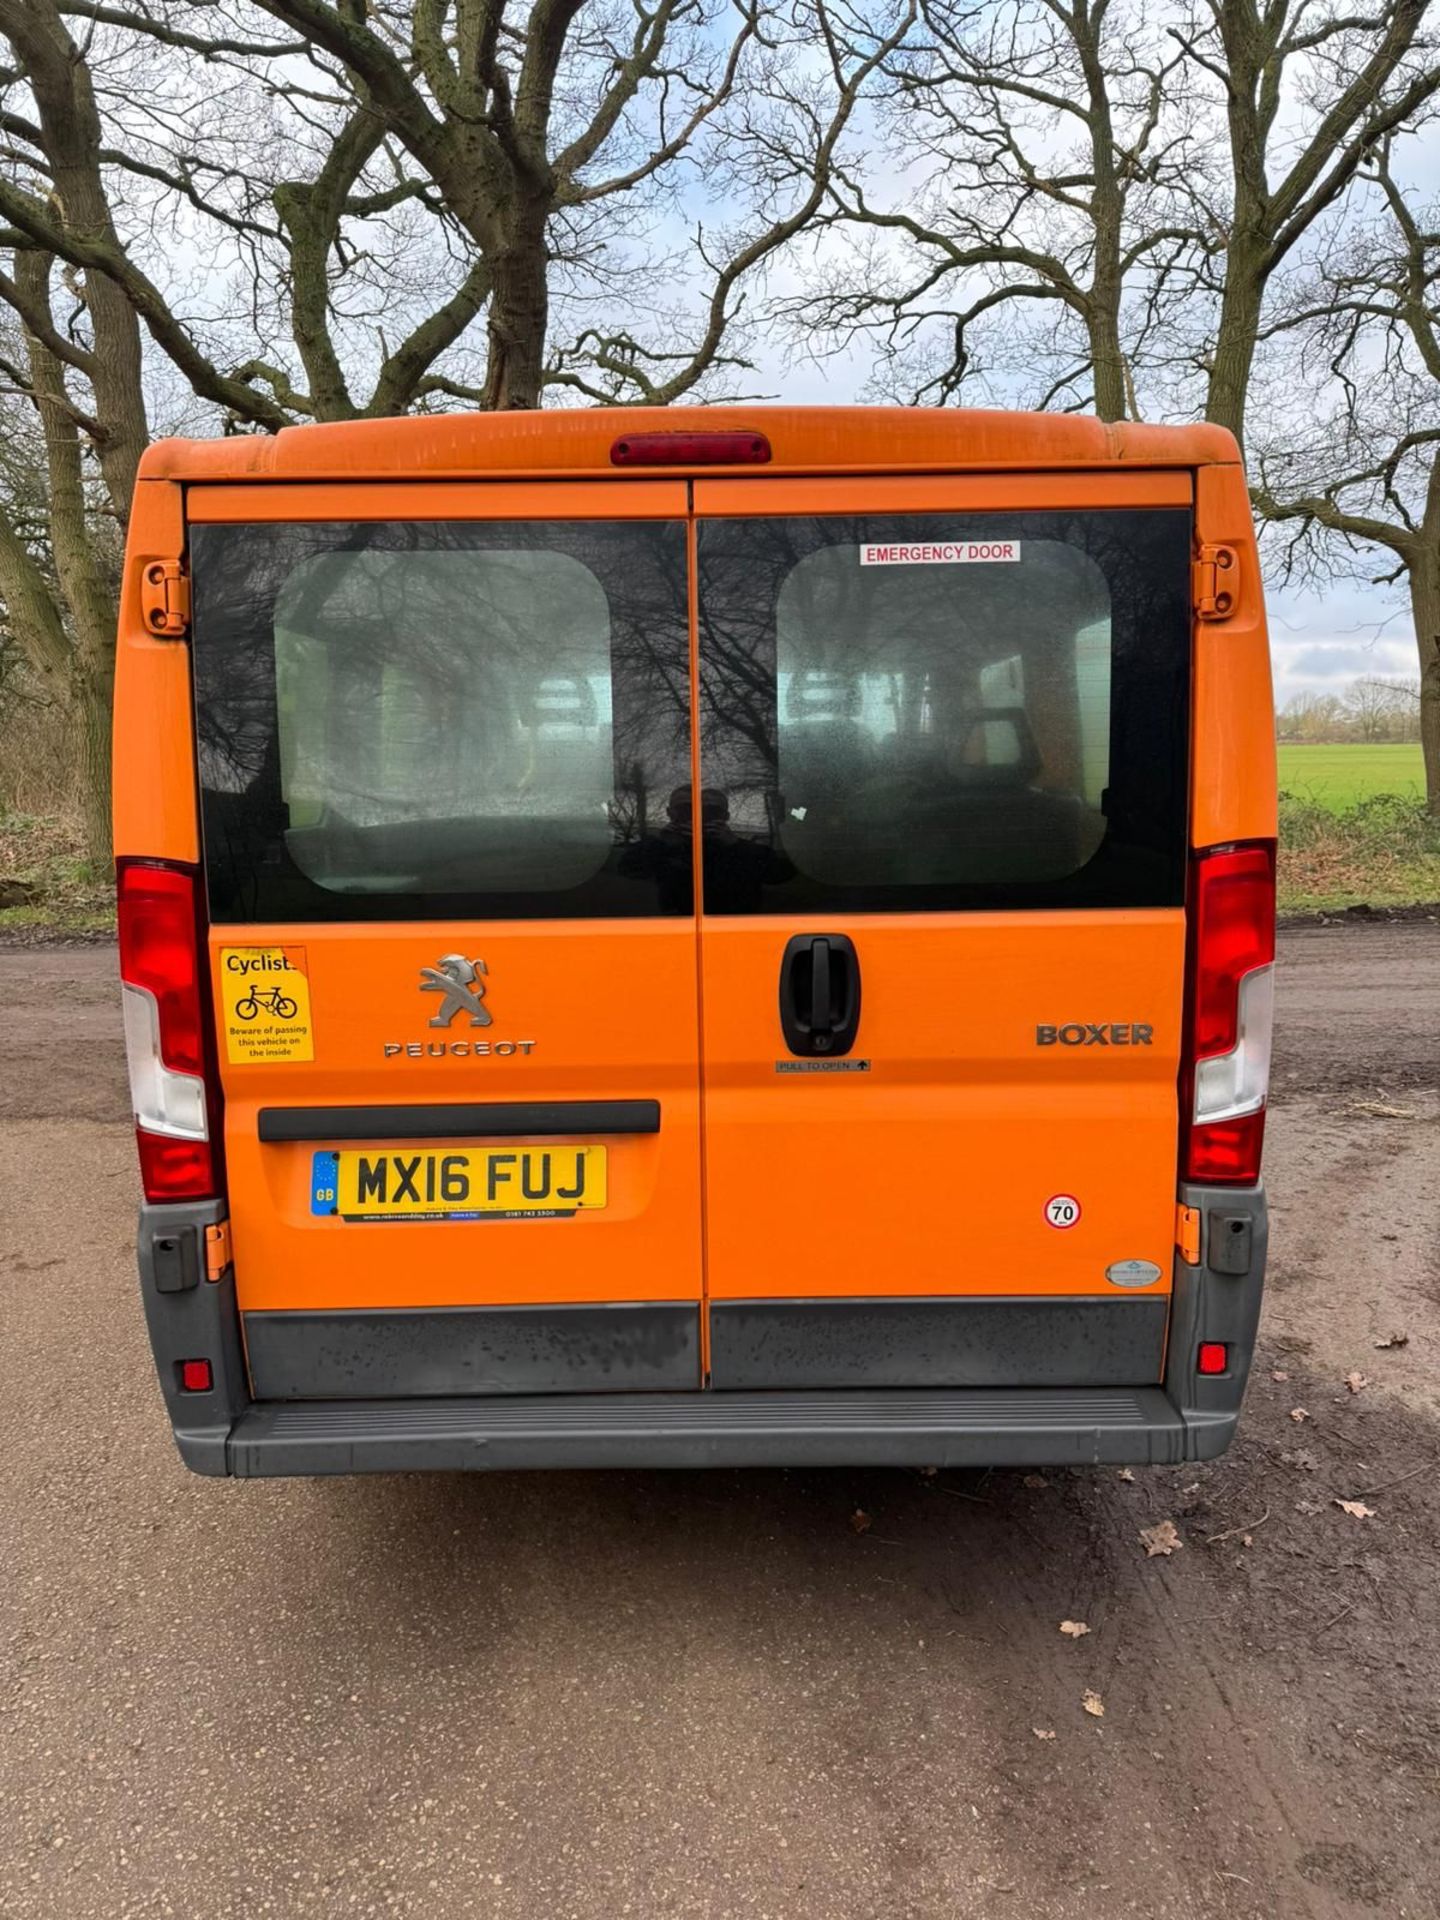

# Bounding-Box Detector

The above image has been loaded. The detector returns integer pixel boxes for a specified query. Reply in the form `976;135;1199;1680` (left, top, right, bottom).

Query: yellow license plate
315;1147;607;1222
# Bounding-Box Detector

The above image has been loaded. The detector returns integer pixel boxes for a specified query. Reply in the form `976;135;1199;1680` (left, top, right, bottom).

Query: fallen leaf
1280;1448;1318;1471
1022;1473;1048;1490
1345;1371;1369;1395
1241;1534;1253;1548
917;1465;938;1478
1139;1519;1182;1558
1032;1727;1056;1741
1116;1468;1135;1483
1334;1499;1375;1520
1295;1499;1323;1515
1289;1407;1310;1423
1270;1369;1290;1383
1081;1689;1105;1719
1374;1332;1409;1351
849;1508;873;1534
1059;1620;1091;1639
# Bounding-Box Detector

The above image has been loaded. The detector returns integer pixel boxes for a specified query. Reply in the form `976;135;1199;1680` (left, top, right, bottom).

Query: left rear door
187;481;704;1397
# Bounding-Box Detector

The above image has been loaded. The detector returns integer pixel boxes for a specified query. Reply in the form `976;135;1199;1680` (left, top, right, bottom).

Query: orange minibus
113;407;1275;1476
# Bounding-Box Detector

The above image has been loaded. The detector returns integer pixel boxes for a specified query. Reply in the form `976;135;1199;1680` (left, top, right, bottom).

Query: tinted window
696;511;1190;913
192;521;692;922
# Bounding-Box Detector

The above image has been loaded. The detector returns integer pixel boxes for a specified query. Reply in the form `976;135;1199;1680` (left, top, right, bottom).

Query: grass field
1277;742;1426;807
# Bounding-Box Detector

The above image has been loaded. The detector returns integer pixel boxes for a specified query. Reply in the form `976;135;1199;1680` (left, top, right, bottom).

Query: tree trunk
21;252;120;866
1410;541;1440;816
1206;243;1265;452
1088;294;1127;422
71;653;114;869
483;225;549;410
2;2;148;521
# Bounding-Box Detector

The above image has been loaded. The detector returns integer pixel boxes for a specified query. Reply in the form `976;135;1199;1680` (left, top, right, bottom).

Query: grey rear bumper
225;1384;1234;1476
136;1181;1267;1477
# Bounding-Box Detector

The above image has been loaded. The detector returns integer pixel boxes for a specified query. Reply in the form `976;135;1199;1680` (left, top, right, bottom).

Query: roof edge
137;405;1240;484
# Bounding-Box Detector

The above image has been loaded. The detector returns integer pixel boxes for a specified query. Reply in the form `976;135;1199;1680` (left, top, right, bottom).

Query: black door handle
780;934;861;1057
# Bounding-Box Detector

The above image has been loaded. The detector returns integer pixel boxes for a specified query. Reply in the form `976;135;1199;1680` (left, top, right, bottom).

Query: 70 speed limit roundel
1044;1194;1082;1229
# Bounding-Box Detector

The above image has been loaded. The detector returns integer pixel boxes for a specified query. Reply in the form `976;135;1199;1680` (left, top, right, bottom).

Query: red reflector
1197;1342;1228;1376
610;430;771;467
180;1358;213;1393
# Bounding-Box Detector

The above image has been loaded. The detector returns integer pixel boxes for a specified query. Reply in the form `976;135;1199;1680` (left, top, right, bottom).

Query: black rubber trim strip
257;1099;661;1143
708;1295;1168;1390
223;1386;1228;1476
244;1303;699;1399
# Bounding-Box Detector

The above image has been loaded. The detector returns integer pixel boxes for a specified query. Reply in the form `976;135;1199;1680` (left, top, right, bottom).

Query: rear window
191;520;691;922
696;510;1190;912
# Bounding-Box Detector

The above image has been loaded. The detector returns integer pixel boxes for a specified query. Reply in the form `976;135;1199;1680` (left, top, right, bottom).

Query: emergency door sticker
1044;1194;1082;1229
219;946;314;1063
859;539;1020;567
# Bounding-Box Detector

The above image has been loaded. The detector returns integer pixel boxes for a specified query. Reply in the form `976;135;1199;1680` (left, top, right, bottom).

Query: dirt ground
2;926;1437;1920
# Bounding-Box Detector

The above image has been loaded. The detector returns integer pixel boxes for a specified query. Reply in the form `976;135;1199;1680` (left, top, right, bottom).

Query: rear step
226;1387;1229;1476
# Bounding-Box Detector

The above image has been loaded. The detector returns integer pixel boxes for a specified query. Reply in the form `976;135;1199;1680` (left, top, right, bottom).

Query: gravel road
3;926;1438;1920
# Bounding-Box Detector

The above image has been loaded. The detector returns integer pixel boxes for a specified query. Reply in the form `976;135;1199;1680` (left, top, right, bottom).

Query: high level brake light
610;430;771;467
1181;842;1276;1185
117;860;221;1202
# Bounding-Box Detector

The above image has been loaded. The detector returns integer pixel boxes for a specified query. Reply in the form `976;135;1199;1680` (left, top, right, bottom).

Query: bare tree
0;0;912;853
1188;0;1440;447
28;0;910;418
1253;142;1440;808
793;0;1440;445
786;0;1201;419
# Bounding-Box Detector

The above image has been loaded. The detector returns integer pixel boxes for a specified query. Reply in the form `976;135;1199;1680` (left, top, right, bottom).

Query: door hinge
141;560;191;638
204;1219;233;1282
1176;1203;1202;1266
1193;544;1239;622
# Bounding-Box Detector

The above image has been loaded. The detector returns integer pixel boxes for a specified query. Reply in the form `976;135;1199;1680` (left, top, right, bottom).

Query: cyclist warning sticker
219;946;314;1063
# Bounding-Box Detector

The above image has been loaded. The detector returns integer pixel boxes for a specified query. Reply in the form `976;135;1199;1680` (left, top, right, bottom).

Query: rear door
693;473;1194;1388
187;481;705;1395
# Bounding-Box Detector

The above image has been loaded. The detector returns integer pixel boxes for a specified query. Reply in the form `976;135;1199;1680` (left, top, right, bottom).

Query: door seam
685;491;714;1385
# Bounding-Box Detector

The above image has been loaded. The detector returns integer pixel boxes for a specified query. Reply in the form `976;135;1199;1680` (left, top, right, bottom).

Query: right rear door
692;473;1195;1389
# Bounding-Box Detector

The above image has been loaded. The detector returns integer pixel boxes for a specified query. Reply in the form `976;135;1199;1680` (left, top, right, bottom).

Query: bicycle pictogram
234;983;299;1022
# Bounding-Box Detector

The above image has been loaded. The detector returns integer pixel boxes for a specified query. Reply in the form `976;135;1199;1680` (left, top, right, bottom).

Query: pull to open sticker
219;946;314;1063
1044;1194;1082;1229
860;539;1021;567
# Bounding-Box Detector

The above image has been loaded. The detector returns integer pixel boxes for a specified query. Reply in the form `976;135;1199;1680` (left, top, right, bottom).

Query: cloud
1265;581;1416;705
1286;641;1412;678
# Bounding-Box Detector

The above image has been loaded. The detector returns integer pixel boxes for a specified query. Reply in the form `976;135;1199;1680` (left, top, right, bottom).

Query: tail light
1181;843;1275;1185
117;860;221;1202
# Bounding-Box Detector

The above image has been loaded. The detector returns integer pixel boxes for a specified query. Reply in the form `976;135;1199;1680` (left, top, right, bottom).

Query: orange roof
138;405;1238;484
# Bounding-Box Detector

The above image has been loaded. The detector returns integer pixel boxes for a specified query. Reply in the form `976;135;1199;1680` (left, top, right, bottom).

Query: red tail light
117;860;221;1202
1181;843;1275;1185
610;430;771;467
